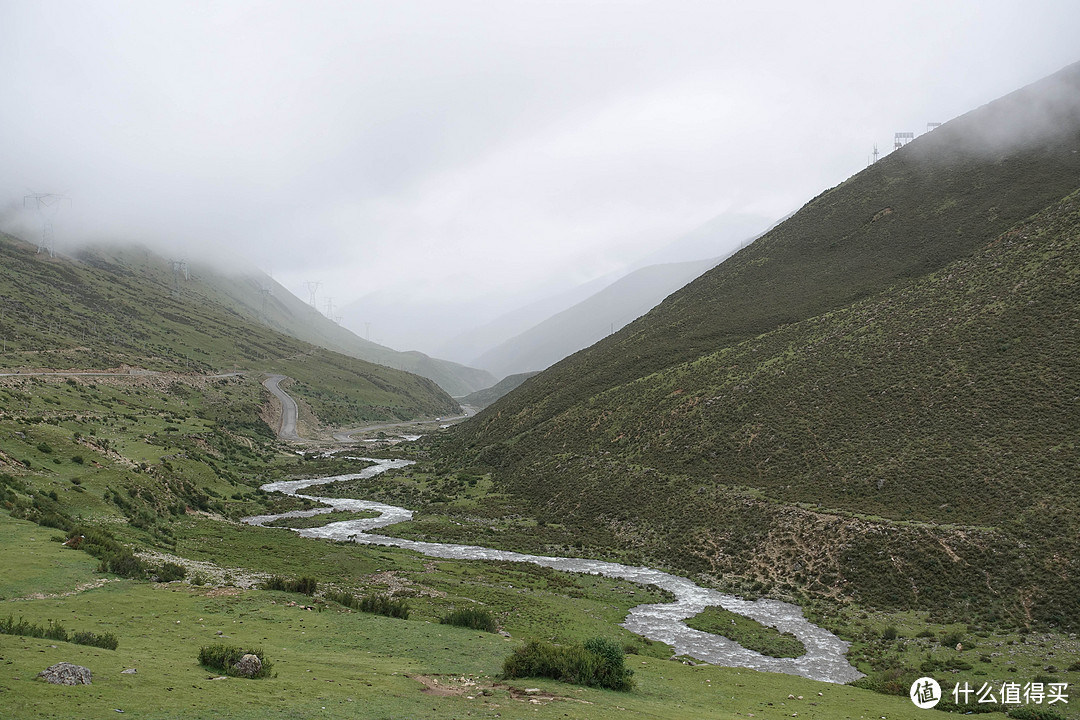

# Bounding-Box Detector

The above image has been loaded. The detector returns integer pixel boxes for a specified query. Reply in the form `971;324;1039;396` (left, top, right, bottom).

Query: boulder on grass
38;662;92;685
232;654;262;677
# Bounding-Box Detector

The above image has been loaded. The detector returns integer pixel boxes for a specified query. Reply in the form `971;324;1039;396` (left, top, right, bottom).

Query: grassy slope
460;61;1080;448
191;265;497;396
0;313;1050;719
0;236;458;424
0;512;987;720
460;371;541;409
442;63;1080;629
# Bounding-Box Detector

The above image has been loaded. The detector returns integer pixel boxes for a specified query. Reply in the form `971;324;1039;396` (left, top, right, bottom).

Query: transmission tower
305;281;320;308
23;192;70;257
169;259;190;299
259;284;272;325
324;297;335;322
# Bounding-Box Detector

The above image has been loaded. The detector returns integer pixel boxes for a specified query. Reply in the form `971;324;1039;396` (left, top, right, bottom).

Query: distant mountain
188;266;495;397
459;371;540;409
472;257;722;377
430;274;616;365
627;212;773;268
445;62;1080;630
0;237;459;424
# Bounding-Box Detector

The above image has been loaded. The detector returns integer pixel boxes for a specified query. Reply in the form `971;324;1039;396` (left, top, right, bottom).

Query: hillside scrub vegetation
440;62;1080;633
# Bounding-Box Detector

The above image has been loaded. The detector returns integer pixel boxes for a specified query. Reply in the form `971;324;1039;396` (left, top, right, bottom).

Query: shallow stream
243;458;863;684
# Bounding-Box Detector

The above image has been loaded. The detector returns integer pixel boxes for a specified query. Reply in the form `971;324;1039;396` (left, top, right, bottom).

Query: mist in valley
3;1;1079;368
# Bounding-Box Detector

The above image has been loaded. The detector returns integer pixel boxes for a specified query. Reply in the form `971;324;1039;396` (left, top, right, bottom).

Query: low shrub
156;561;187;582
71;630;119;650
1;615;118;650
325;590;409;619
197;644;272;678
440;607;497;633
502;637;634;691
263;576;317;595
98;550;148;579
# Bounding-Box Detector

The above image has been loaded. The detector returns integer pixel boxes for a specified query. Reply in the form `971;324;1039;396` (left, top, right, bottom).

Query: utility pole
23;192;70;258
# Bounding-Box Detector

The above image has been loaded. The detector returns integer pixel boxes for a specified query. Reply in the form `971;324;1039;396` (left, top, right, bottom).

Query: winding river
242;458;863;684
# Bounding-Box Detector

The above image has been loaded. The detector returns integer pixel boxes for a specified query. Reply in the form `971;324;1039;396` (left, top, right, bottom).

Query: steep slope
445;62;1080;628
184;266;495;396
0;235;459;424
459;371;540;409
463;61;1080;449
473;258;722;377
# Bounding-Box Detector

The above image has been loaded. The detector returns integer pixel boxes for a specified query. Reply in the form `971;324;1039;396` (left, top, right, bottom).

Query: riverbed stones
232;654;262;677
38;662;92;685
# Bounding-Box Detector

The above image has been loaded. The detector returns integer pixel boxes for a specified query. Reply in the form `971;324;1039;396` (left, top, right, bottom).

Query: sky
2;0;1079;354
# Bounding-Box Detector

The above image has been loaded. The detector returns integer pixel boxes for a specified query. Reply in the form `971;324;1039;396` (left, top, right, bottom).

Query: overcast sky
3;0;1079;343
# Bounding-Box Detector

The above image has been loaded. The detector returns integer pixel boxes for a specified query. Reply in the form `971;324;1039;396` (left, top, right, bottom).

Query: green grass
264;508;379;529
0;233;459;425
0;577;985;720
685;606;805;659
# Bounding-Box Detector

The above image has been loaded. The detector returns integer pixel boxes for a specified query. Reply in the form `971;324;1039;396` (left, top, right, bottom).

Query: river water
243;458;863;684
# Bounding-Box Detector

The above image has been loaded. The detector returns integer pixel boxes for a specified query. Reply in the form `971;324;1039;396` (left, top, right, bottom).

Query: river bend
243;458;863;684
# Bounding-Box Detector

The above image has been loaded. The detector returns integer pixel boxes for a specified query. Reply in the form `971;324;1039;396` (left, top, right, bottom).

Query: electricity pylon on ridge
305;281;320;308
23;192;70;258
169;259;190;299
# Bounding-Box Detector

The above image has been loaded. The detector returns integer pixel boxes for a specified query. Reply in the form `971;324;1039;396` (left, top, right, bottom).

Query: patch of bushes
197;644;272;678
98;549;149;579
156;561;186;582
502;637;634;691
263;576;317;595
440;607;497;633
325;590;409;619
0;615;118;650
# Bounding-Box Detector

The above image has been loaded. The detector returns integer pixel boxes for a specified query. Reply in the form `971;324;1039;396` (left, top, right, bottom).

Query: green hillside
0;235;459;424
442;63;1080;630
188;265;496;396
462;62;1080;449
460;371;540;409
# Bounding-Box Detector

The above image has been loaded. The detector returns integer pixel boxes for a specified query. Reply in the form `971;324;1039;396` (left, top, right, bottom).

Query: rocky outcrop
232;654;262;677
38;662;92;685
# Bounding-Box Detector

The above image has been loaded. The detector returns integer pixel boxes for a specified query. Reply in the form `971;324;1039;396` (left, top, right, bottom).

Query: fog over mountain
3;1;1079;355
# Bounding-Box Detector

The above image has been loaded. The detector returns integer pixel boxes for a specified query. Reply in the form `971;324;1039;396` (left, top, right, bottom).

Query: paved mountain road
263;374;302;441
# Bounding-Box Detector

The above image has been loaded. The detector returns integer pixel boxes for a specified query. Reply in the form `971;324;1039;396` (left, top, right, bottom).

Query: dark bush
37;442;53;454
262;576;317;595
325;590;409;619
156;561;186;582
440;607;497;633
71;630;119;650
197;644;272;678
881;626;899;640
98;550;147;579
502;637;634;691
1;615;118;650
